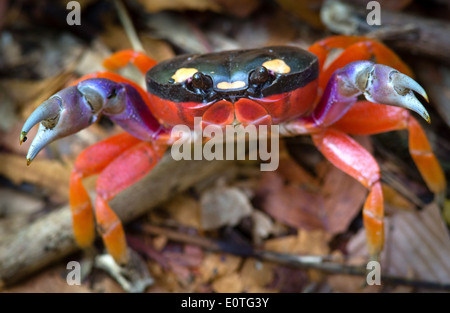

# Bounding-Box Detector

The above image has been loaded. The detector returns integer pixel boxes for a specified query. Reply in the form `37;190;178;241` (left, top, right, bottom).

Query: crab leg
312;60;429;127
281;60;434;258
20;72;171;263
312;129;384;258
94;141;166;264
309;36;413;93
102;50;157;74
333;101;446;196
70;133;141;248
282;60;429;137
20;76;165;164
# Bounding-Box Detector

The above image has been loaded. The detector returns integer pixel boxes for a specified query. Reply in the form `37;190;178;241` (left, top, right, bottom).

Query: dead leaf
276;150;319;186
166;194;202;229
212;272;243;293
199;253;242;282
264;235;298;254
200;187;253;230
264;229;330;282
240;259;274;292
348;202;450;286
257;171;325;230
251;210;275;245
153;235;168;251
0;153;72;200
320;162;367;235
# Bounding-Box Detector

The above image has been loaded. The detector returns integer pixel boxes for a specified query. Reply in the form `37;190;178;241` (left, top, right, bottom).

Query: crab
20;36;446;265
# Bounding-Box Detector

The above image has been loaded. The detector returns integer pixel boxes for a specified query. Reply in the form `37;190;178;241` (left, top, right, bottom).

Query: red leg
102;50;157;75
312;129;384;257
94;141;167;264
333;101;446;195
70;133;141;248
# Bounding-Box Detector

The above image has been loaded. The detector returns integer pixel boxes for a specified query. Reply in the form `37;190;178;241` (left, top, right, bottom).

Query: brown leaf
320;162;367;235
257;171;325;230
0;153;72;200
264;235;298;254
348;202;450;285
240;259;275;292
264;229;329;255
258;153;367;235
251;210;275;245
212;272;243;293
166;194;202;229
200;187;253;230
199;253;242;282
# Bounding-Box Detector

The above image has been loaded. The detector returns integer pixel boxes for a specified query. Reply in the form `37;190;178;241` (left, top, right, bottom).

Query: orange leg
309;36;413;93
93;141;167;264
312;128;384;258
333;101;446;195
102;50;157;75
70;133;141;248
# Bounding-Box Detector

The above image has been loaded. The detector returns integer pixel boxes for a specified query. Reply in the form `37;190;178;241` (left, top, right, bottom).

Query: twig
141;224;450;291
0;155;233;287
113;0;145;52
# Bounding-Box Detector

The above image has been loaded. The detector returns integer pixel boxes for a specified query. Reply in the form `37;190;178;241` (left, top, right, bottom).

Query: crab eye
191;72;212;91
249;66;270;86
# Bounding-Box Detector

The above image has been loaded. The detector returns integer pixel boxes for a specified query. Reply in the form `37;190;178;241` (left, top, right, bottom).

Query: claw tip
26;158;32;166
20;131;27;145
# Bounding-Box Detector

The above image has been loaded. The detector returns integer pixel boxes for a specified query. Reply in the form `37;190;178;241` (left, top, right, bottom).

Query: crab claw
21;85;95;165
21;78;163;165
341;61;430;123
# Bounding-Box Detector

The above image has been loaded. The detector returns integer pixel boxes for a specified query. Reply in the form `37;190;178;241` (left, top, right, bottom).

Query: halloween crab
21;36;445;264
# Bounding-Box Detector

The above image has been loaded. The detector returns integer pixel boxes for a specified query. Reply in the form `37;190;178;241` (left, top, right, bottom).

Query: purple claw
21;78;163;165
340;61;430;123
21;85;95;164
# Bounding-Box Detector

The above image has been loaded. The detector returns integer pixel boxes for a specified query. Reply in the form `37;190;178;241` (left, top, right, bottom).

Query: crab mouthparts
200;99;272;129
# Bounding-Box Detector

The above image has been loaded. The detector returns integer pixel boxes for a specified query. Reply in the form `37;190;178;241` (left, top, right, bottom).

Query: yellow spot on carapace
171;68;199;83
262;59;290;74
216;81;246;90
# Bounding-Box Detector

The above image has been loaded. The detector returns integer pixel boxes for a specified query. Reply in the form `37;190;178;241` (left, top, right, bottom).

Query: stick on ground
0;155;233;287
